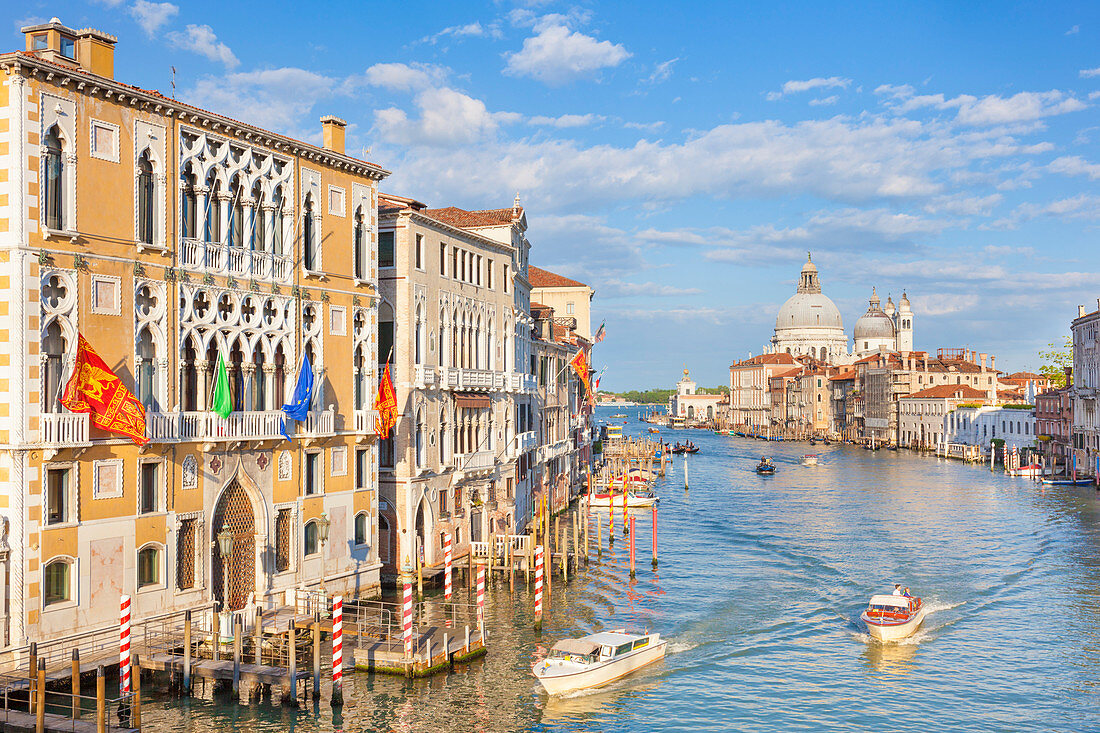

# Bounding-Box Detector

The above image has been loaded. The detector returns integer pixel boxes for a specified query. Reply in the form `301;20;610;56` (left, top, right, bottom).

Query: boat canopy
868;594;911;608
550;639;602;656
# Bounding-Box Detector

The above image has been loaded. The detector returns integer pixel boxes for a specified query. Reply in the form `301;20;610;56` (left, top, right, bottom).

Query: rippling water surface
140;409;1100;731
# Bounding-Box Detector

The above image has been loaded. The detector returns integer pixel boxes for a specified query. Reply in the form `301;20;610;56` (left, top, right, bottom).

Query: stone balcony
146;408;335;443
413;366;538;394
354;409;379;438
452;450;495;478
180;237;293;283
40;412;91;459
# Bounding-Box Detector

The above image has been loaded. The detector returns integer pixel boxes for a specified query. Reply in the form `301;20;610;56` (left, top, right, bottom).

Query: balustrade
179;237;292;284
40;412;89;445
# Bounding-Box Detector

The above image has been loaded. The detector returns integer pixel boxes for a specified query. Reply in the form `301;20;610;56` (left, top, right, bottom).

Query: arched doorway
212;479;256;611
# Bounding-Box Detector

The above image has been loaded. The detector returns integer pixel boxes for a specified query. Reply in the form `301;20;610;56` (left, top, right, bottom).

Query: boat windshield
547;649;595;663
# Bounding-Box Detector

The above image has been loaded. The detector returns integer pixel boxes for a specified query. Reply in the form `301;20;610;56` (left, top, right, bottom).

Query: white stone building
943;405;1037;453
1071;302;1100;473
898;384;987;449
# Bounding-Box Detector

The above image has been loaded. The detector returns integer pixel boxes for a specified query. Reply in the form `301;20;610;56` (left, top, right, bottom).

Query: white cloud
362;62;447;91
130;1;178;36
528;113;605;128
374;87;517;147
167;24;238;68
1081;67;1100;78
880;85;1087;126
1049;155;1100;179
420;21;502;45
922;193;1003;216
600;280;703;298
990;194;1100;228
504;21;630;85
767;76;851;100
623;120;665;132
645;57;679;84
809;95;839;106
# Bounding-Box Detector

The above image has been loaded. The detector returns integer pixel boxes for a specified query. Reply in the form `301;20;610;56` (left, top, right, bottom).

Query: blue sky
13;1;1100;389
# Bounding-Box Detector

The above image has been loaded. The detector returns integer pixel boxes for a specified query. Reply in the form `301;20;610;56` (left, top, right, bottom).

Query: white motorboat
861;594;926;642
587;489;658;508
533;630;667;695
1008;463;1043;477
800;454;820;466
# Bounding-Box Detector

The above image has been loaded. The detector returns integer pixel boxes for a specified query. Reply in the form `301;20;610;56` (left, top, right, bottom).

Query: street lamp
216;527;234;636
317;512;331;598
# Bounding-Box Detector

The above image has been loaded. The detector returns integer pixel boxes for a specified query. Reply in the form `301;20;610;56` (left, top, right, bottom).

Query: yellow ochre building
0;18;389;648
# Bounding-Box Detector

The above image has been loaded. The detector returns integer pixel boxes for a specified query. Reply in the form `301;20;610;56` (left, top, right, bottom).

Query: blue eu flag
280;354;314;441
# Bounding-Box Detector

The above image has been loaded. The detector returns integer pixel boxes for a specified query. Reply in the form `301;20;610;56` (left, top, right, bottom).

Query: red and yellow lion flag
374;361;398;438
570;348;595;407
61;334;148;445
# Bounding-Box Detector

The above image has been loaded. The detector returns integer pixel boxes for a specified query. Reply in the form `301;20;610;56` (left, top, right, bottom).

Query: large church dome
774;257;844;331
853;289;896;341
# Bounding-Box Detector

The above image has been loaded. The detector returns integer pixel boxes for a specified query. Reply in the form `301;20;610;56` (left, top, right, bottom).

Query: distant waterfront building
529;265;594;342
668;368;724;423
943;404;1036;454
728;353;801;428
898;385;987;449
1035;382;1073;472
1071;302;1100;473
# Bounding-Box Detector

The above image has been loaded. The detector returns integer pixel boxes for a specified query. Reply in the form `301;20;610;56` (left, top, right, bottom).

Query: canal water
138;408;1100;731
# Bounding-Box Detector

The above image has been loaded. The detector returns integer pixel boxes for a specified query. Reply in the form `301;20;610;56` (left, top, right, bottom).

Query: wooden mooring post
96;666;106;733
233;617;242;697
183;610;192;694
312;616;322;700
72;649;81;719
283;623;298;706
132;654;142;730
28;642;36;717
35;659;45;733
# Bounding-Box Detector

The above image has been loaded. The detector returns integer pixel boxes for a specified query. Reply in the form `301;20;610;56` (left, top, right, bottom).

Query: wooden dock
0;708;136;733
352;624;485;677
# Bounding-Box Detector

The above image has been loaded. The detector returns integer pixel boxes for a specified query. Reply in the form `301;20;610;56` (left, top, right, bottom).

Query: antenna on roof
170;66;176;99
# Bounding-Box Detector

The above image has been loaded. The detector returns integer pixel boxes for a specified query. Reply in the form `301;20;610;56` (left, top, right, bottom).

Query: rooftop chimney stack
1080;305;1087;317
320;115;347;155
980;353;987;370
991;355;996;371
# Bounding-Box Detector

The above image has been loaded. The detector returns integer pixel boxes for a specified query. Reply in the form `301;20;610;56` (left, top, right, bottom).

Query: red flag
374;361;398;438
61;334;148;445
570;349;595;407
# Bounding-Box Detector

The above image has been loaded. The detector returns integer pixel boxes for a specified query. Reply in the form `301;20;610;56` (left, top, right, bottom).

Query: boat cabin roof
582;631;643;647
868;594;911;608
550;638;601;655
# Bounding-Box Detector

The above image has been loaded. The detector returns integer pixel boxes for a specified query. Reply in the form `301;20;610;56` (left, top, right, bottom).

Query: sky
12;1;1100;389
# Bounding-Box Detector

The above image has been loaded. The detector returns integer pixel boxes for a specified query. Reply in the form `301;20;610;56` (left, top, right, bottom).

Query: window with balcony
275;508;292;572
136;326;157;409
415;304;424;365
205;173;222;243
43;125;65;231
181;166;197;239
45;467;71;525
303;193;317;270
273;187;285;256
43;558;72;606
252;182;266;252
42;319;66;414
139;461;159;514
378;231;395;268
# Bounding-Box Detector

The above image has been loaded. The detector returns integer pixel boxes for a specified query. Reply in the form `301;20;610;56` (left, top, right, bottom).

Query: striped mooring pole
402;579;414;659
652;505;658;569
476;565;486;634
444;533;453;602
629;515;636;578
533;545;544;632
331;596;343;705
119;595;132;694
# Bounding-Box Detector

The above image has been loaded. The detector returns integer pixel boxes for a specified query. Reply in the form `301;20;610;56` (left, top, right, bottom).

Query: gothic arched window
137;151;155;244
43;126;64;230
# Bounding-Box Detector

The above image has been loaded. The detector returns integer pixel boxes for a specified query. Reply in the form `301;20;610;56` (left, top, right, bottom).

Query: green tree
1039;336;1072;387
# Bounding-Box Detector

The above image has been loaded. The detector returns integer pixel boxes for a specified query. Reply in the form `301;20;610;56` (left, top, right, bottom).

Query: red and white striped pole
629;515;636;578
444;532;453;602
402;579;413;659
476;564;485;633
533;545;544;632
119;595;131;694
331;596;343;705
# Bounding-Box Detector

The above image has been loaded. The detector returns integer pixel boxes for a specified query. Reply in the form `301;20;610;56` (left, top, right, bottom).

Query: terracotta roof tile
419;206;520;228
528;266;589;289
904;385;987;400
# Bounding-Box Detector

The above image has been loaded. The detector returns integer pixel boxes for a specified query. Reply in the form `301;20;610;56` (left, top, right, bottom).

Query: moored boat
1041;477;1094;486
533;630;667;695
1008;463;1043;477
861;593;926;641
587;489;659;508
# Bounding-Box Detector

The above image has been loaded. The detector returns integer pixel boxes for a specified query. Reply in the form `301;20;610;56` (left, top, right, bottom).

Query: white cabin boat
533;630;666;695
861;594;926;641
800;454;820;466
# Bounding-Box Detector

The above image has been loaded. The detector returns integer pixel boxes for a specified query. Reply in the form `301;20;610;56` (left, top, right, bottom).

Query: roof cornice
1;53;390;181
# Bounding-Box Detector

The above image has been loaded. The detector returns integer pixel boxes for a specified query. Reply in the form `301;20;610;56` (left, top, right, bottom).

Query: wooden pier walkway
0;708;136;733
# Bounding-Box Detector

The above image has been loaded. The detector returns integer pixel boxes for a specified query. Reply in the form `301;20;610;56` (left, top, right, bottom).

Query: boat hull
536;641;667;695
587;494;658;508
862;605;926;641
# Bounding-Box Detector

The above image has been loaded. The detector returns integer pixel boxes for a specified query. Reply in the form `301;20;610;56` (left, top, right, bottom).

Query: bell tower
897;292;913;352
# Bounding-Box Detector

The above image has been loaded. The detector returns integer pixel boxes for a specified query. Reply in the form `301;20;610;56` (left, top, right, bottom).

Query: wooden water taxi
533;630;667;695
861;594;925;641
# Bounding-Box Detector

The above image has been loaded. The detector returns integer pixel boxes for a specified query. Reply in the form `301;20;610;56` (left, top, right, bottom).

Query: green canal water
137;409;1100;731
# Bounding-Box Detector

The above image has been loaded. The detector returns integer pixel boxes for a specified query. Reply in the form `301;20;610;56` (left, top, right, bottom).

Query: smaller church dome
854;288;896;341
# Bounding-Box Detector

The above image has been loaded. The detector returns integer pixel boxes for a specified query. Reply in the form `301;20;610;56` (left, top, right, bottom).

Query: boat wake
666;640;699;655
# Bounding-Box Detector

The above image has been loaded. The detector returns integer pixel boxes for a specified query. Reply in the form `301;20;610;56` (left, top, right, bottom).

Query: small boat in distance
671;441;699;454
648;427;660;434
800;454;820;466
756;457;776;475
610;413;628;419
1041;477;1094;486
533;630;667;695
861;593;926;642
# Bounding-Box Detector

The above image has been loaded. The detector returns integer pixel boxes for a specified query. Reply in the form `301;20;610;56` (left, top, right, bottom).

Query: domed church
768;254;850;362
763;254;914;364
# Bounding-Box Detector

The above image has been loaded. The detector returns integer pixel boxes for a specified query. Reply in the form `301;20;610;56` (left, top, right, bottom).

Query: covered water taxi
861;593;926;641
533;630;667;695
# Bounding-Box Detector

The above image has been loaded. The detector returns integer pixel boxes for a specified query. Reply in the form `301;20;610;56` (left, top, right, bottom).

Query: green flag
210;353;232;419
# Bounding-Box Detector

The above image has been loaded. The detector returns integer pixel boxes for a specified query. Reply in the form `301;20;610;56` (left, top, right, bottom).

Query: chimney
1065;366;1073;387
990;355;996;371
1080;305;1087;317
320;116;347;155
980;353;986;371
75;27;117;79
